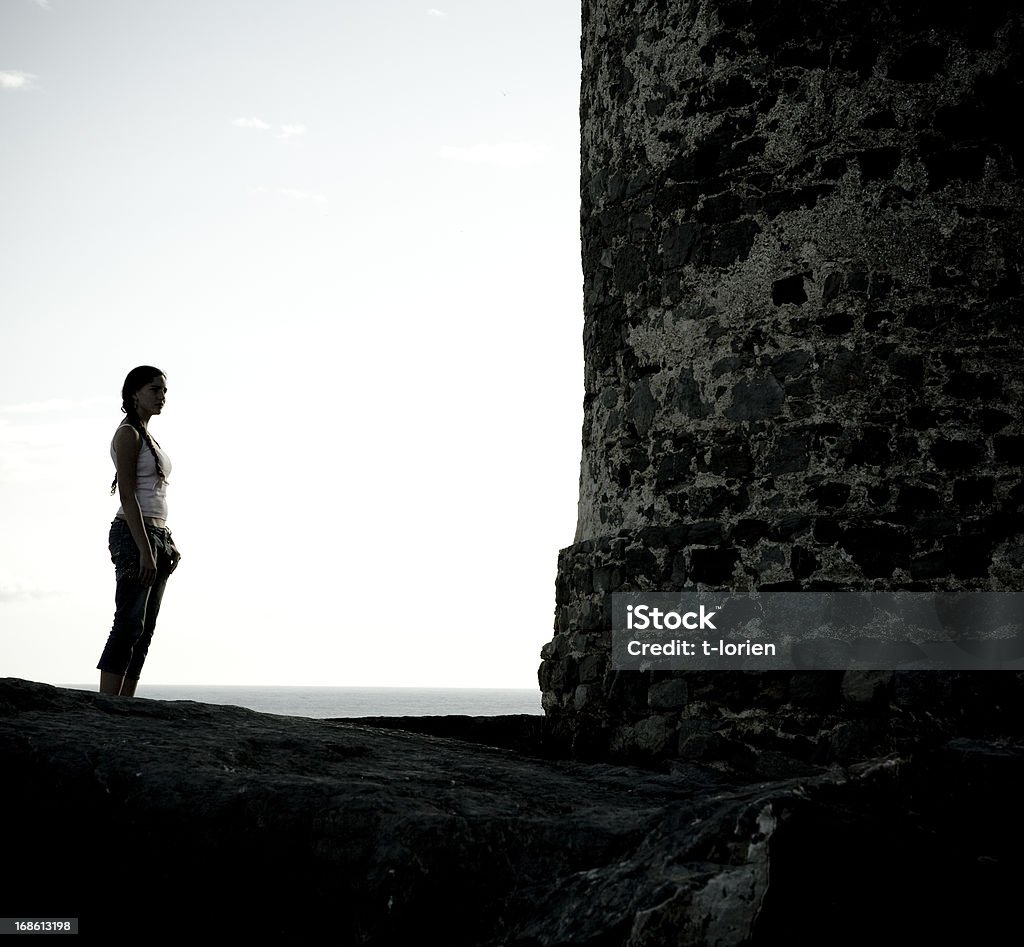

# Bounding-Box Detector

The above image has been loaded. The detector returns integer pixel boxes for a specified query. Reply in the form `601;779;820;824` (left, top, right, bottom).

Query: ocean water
65;684;543;718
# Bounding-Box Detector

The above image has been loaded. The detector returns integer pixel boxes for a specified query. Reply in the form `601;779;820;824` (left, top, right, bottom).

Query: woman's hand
168;542;182;574
138;547;158;587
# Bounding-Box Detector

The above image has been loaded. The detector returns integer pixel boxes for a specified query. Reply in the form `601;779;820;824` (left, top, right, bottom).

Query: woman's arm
113;426;158;587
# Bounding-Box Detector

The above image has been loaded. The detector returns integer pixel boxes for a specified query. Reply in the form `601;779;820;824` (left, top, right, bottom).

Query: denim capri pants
96;518;176;680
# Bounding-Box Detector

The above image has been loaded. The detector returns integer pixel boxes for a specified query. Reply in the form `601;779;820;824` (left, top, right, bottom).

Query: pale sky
0;0;583;688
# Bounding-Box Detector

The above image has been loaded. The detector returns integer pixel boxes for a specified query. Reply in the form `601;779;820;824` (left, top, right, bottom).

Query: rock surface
2;678;1021;943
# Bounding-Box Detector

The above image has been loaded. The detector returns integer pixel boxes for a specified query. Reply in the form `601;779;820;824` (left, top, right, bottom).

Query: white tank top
111;424;171;519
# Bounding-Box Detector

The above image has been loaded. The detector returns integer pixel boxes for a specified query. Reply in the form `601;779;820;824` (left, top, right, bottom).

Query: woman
97;366;181;696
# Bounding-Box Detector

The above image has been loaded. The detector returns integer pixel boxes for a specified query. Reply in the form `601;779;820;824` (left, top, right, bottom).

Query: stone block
648;679;689;711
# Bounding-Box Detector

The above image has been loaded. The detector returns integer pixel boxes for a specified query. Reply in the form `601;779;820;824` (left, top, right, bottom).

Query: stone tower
540;0;1024;761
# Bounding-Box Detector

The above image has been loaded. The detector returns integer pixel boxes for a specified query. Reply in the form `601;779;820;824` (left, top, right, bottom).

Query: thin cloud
427;8;449;16
0;396;107;415
0;575;52;603
32;0;51;9
0;71;36;91
0;398;111;485
438;141;548;169
235;118;306;141
280;187;326;204
233;116;271;130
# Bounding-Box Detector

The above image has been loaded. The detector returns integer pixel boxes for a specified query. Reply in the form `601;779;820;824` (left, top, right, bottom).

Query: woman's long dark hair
109;366;168;496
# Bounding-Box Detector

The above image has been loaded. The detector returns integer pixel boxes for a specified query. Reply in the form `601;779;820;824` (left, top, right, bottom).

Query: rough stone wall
540;0;1024;762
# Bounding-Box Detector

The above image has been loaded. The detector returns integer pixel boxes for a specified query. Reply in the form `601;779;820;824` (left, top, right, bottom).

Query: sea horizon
59;683;544;719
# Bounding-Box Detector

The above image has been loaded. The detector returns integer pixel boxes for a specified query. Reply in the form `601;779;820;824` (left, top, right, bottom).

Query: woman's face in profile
133;375;167;417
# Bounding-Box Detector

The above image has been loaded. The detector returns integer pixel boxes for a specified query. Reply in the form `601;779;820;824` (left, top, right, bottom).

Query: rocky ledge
2;677;1021;944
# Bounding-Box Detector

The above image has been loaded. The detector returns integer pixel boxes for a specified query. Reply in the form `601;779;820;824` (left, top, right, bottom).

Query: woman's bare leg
99;671;138;696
